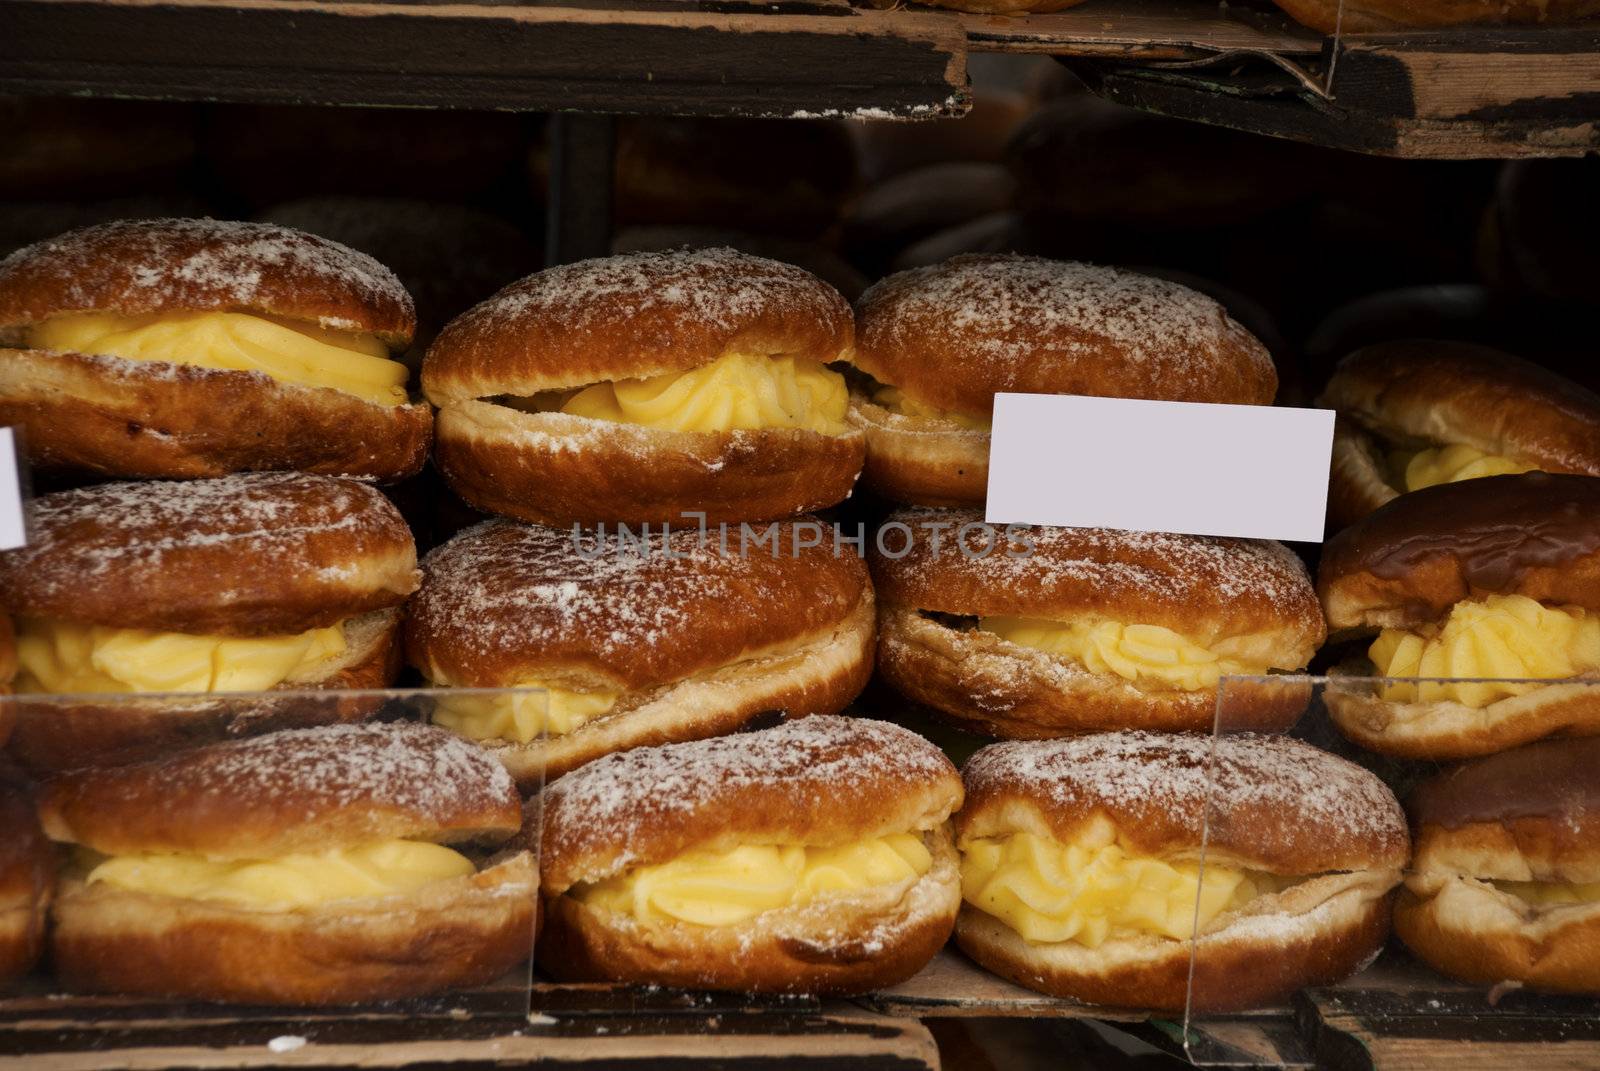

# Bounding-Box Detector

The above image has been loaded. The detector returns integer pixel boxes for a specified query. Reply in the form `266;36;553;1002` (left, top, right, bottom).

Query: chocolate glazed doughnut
1319;473;1600;759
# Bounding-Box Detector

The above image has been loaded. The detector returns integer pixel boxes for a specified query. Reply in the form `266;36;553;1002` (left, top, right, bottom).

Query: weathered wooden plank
1330;27;1600;120
0;0;968;117
1082;59;1600;158
961;0;1321;57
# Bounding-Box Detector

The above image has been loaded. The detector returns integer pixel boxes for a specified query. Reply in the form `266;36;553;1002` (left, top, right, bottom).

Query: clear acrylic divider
1186;673;1600;1065
0;685;545;1037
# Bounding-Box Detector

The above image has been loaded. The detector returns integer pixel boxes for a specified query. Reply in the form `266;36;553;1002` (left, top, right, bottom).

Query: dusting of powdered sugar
878;506;1315;614
411;518;857;682
0;472;406;602
182;721;514;811
855;254;1271;399
965;731;1404;845
439;246;842;341
0;218;413;329
545;716;954;871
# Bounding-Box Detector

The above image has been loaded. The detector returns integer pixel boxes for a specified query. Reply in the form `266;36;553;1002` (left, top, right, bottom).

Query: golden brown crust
1325;671;1600;760
1268;0;1600;33
538;833;960;995
469;587;876;787
956;874;1395;1012
422;248;852;405
1320;341;1600;479
433;402;863;527
876;607;1310;738
847;396;989;507
0;473;419;636
50;852;534;1004
1395;882;1600;994
956;733;1409;875
0;766;52;984
1327;417;1400;531
39;721;522;857
407;518;870;693
871;508;1325;645
853;255;1275;420
541;716;963;895
6;608;404;776
0;219;415;341
0;348;430;481
1317;473;1600;633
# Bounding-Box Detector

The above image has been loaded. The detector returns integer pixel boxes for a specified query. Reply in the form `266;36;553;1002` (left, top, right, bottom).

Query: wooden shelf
1;0;1595;156
0;0;971;118
8;950;1600;1070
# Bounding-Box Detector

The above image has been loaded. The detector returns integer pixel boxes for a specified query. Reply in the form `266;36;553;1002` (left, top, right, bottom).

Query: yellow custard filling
83;840;474;909
1370;594;1600;708
573;833;932;927
1492;880;1600;906
26;311;407;406
961;832;1277;947
430;682;620;743
530;352;848;435
17;616;348;694
1391;444;1536;492
981;616;1267;692
871;385;991;430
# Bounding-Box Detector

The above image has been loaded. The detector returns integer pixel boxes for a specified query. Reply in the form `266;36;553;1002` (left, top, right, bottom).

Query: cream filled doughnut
1398;737;1600;994
1319;472;1600;759
954;732;1407;1011
0;473;419;773
1321;341;1600;529
423;248;863;526
404;518;874;784
538;716;963;994
0;218;430;480
41;721;534;1004
871;509;1324;737
849;255;1276;507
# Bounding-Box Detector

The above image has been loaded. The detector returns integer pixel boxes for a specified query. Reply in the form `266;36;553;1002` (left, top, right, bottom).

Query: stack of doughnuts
1321;340;1600;529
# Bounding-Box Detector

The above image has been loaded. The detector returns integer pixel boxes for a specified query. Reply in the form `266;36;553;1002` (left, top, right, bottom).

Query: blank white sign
0;429;22;550
984;393;1336;543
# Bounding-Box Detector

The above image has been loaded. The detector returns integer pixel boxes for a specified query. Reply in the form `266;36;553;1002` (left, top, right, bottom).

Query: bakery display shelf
16;951;1597;1070
2;0;1597;158
0;978;940;1069
1135;951;1600;1070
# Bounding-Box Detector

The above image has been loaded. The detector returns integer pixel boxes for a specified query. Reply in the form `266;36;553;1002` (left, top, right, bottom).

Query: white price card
0;428;24;550
984;393;1336;543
